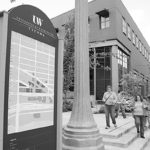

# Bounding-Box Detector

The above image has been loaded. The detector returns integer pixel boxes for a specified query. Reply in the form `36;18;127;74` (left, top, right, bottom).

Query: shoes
114;124;117;128
105;126;110;129
141;136;145;139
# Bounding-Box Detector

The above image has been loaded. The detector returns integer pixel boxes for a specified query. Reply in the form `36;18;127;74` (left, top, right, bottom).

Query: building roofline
51;0;96;20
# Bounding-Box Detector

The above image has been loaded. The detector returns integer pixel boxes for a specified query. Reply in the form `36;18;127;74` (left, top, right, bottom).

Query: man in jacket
102;85;117;129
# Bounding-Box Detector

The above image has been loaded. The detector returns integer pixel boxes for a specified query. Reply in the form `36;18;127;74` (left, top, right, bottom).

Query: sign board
3;5;58;150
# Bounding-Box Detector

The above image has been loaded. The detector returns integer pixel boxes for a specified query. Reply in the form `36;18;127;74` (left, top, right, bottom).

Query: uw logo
33;15;43;26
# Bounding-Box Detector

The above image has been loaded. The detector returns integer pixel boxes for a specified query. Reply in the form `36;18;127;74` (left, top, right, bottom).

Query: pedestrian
143;96;148;129
147;95;150;129
115;91;127;118
132;95;148;138
102;85;117;129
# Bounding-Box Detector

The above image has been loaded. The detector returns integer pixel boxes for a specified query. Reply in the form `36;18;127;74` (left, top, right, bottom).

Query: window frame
144;47;147;58
136;36;139;48
146;49;149;60
132;31;136;45
141;44;145;55
100;16;110;29
139;41;142;52
122;18;127;34
127;24;131;40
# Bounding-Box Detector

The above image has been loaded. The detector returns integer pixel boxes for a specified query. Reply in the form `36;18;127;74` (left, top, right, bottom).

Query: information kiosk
0;5;58;150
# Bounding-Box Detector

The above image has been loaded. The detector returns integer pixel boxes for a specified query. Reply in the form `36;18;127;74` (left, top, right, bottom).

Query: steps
101;121;150;150
103;128;138;147
100;121;135;139
144;138;150;150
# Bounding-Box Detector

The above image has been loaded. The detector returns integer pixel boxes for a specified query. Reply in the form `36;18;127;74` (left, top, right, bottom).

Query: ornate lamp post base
62;126;104;150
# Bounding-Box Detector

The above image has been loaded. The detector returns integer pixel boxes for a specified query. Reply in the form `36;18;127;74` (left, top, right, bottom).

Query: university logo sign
33;15;43;26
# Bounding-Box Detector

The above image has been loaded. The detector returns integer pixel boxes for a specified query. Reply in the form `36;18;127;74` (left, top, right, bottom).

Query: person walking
102;85;117;129
143;96;148;129
132;95;148;138
147;95;150;129
115;91;127;118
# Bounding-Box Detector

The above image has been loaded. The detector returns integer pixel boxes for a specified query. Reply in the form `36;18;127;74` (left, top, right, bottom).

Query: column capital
57;27;65;40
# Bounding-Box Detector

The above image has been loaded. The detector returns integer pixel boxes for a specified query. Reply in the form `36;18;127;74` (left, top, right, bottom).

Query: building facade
52;0;150;100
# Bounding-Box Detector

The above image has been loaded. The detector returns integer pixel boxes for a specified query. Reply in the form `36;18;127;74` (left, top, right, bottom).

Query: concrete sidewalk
62;111;134;132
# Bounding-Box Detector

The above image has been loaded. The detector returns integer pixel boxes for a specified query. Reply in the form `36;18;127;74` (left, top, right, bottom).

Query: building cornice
89;39;130;55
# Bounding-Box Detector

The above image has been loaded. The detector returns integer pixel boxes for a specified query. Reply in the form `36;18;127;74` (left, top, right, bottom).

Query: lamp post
62;0;104;149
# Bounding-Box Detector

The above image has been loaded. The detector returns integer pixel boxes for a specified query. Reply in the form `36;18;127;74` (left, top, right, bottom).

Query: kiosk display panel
8;31;55;134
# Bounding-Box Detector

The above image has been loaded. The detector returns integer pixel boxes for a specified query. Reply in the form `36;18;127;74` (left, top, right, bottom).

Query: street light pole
62;0;104;149
94;48;97;105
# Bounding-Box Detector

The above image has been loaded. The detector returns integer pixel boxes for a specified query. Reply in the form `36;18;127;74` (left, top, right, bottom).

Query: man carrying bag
102;85;117;129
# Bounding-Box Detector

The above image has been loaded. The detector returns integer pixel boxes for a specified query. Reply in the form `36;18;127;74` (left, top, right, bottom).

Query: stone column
111;45;118;93
57;28;65;150
62;0;104;149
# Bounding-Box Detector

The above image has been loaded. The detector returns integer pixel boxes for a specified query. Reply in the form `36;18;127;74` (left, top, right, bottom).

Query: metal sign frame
3;5;58;150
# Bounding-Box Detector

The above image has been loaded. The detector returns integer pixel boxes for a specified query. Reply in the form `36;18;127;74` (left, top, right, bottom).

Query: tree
120;71;144;97
63;16;75;100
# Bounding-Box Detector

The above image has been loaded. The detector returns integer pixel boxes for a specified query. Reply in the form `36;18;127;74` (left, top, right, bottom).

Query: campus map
8;31;55;134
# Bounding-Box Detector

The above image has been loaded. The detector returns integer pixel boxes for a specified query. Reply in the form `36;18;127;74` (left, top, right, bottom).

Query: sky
0;0;150;45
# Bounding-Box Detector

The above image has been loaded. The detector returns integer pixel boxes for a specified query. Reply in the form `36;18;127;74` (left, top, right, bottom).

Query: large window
96;46;111;99
100;16;110;29
122;18;127;34
89;46;111;100
117;48;129;82
97;9;110;30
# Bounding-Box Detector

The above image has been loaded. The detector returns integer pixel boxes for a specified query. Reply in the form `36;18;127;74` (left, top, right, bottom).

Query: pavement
62;109;134;131
62;109;150;150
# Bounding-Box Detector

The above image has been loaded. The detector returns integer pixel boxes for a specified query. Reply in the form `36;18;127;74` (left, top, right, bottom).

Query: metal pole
94;47;96;106
57;28;65;150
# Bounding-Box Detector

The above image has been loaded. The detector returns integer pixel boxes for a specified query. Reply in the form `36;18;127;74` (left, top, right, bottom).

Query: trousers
115;104;126;118
134;115;145;136
105;104;116;127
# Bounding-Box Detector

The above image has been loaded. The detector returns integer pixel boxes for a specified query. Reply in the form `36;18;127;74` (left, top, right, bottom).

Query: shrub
63;98;73;112
93;104;105;114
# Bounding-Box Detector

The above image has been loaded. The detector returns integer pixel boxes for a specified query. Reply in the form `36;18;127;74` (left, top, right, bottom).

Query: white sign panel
8;31;55;134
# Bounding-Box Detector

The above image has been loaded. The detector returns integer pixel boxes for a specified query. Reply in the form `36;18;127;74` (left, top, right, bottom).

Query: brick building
52;0;150;100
